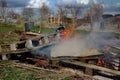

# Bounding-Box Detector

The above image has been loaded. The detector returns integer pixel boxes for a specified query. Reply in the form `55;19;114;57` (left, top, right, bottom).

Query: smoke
31;30;119;58
51;31;119;57
86;32;119;49
51;34;100;57
51;38;87;57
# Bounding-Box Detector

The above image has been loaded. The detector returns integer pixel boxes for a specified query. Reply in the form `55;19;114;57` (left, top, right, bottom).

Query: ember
96;58;106;67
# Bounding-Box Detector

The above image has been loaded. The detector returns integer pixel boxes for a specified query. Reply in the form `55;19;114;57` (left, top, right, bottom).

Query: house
102;12;120;31
47;15;61;28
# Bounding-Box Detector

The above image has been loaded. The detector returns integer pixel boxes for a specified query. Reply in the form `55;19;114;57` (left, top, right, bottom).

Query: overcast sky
5;0;120;14
6;0;120;8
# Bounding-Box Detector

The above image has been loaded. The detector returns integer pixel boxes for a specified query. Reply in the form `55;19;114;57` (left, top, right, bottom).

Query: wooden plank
111;45;120;50
14;41;26;44
0;38;55;55
25;32;40;36
0;48;29;55
32;42;57;50
62;61;120;75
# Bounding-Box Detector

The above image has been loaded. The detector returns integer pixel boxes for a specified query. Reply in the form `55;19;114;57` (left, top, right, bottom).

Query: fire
96;46;112;67
105;46;111;51
60;29;73;41
96;57;106;67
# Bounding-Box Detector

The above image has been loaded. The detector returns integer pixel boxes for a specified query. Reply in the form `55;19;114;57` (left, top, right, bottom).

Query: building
102;12;120;31
47;15;61;28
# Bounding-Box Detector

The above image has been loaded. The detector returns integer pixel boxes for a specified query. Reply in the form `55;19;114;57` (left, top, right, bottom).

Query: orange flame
96;58;106;67
60;29;73;41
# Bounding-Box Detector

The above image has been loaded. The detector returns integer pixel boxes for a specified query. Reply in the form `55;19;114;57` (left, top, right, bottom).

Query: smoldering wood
61;60;120;75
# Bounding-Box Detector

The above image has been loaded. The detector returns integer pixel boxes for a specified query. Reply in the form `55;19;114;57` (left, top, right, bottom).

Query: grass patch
0;36;20;44
111;32;120;38
41;27;55;34
0;23;23;44
0;66;39;80
74;30;91;36
0;61;39;80
33;25;56;34
0;61;73;80
0;23;24;33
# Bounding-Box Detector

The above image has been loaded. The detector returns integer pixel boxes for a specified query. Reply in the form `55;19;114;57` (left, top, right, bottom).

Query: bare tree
57;3;81;29
57;4;66;25
40;3;51;27
91;4;103;22
22;7;34;21
87;3;103;30
0;0;8;22
66;4;81;29
8;9;20;19
38;3;52;33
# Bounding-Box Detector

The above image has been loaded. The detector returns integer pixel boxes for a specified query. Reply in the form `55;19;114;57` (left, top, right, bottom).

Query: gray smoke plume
31;29;119;58
51;31;119;57
51;38;87;57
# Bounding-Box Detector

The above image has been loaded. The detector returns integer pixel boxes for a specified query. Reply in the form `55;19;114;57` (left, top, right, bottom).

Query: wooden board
62;60;120;75
0;48;29;55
